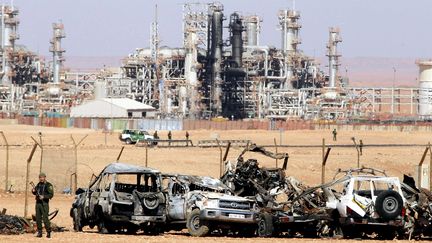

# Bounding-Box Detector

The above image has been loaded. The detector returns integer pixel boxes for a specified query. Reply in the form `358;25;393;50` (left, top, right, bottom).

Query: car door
167;180;187;220
89;175;103;217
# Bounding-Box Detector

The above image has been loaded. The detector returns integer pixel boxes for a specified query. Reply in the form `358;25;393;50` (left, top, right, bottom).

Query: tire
97;218;108;234
97;213;115;234
375;190;403;220
143;195;159;210
72;208;83;232
125;138;132;144
257;212;274;237
187;209;210;237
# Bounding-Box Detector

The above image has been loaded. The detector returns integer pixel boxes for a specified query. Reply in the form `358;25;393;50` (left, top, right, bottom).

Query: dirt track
0;124;431;242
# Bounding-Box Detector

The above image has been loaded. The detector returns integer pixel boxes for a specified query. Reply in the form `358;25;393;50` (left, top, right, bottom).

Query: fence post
274;138;278;168
418;145;429;187
216;139;223;177
145;142;148;167
0;131;9;191
116;146;125;162
39;133;43;173
322;148;331;184
25;143;38;218
71;134;88;193
429;142;432;192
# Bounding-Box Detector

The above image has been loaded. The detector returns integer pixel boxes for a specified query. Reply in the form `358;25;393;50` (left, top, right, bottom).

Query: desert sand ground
0;124;431;242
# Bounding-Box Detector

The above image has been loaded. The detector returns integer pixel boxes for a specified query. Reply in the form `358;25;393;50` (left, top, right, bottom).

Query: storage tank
417;60;432;116
94;81;107;99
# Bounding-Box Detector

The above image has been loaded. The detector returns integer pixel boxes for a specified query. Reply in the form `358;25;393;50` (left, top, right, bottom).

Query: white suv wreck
324;169;407;239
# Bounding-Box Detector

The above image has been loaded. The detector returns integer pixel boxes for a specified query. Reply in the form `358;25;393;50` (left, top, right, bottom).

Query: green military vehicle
119;129;154;144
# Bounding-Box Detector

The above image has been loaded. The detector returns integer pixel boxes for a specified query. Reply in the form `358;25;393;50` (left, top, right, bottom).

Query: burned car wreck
221;144;333;238
68;145;432;240
219;144;432;239
162;174;257;236
71;163;166;234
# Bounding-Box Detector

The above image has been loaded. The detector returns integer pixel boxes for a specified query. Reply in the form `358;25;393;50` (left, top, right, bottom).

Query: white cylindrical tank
418;60;432;116
94;81;107;99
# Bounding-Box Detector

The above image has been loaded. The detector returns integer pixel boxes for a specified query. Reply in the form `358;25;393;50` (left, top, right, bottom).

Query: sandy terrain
0;124;431;242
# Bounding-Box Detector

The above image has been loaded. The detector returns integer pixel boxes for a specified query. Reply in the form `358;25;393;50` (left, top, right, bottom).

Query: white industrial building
70;98;156;118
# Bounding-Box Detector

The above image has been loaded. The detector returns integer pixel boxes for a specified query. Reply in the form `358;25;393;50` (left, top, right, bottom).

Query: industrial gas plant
0;2;432;121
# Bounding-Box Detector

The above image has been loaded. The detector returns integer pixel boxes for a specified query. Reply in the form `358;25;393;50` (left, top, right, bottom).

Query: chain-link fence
40;147;76;193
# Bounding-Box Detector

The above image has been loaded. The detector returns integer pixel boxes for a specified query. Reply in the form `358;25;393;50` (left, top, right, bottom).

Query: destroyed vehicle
401;174;432;240
119;129;154;144
258;168;408;239
221;144;289;206
162;174;257;237
324;168;407;239
71;162;166;234
257;177;334;238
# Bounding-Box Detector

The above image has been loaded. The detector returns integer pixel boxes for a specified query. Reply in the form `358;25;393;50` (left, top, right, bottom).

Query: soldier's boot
46;231;51;238
36;230;43;237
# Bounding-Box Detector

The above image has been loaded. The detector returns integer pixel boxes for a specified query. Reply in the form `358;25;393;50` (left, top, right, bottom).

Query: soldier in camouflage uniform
32;172;54;238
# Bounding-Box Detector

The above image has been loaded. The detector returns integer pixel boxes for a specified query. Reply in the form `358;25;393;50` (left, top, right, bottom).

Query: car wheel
187;209;209;237
72;208;83;232
375;190;403;220
257;212;274;237
97;216;115;234
143;195;159;210
125;138;132;144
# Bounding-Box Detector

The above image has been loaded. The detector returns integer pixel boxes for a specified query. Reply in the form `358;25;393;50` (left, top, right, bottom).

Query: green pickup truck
119;129;154;144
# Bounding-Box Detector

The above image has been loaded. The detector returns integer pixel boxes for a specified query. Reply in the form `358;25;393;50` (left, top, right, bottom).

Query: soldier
359;139;364;155
153;130;159;146
168;131;172;146
332;128;337;141
185;131;190;147
32;172;54;238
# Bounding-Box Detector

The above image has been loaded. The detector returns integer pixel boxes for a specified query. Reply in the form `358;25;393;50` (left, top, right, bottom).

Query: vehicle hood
204;192;253;202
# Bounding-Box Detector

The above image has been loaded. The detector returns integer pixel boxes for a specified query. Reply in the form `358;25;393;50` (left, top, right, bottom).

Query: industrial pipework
279;9;301;88
209;4;224;115
327;27;342;88
0;5;19;85
50;22;65;84
229;13;243;68
243;15;261;46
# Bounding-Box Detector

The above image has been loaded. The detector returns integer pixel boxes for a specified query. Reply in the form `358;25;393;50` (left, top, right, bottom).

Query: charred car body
220;144;416;239
71;163;166;234
221;144;333;237
162;174;257;236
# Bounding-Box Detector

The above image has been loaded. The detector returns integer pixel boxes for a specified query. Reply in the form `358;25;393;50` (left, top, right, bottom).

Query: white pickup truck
162;174;257;237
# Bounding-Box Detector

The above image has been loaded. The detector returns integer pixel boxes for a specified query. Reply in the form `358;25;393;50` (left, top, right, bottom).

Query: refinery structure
0;2;432;121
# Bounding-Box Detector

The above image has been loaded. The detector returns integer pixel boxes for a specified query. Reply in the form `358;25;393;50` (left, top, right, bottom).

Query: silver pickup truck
162;174;257;236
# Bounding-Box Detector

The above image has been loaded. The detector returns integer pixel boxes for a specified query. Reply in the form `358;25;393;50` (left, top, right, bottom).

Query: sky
8;0;432;58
